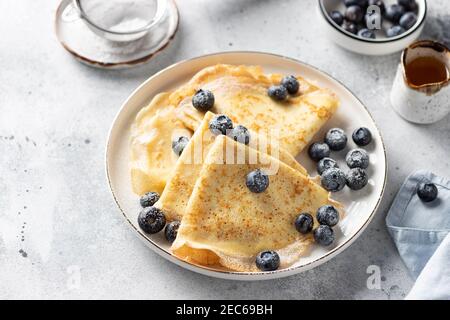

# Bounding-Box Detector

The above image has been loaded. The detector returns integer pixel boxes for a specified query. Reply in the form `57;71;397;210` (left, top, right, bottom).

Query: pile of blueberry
173;92;254;157
309;126;372;192
297;205;340;246
256;127;373;271
137;191;180;243
255;204;340;271
208;113;252;145
328;0;419;39
192;89;252;145
268;75;301;101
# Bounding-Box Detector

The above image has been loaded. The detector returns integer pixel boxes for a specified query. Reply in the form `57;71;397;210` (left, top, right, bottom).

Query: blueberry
386;25;406;37
417;182;438;202
164;221;180;243
325;128;347;151
345;5;364;23
346;149;370;169
192;89;215;112
140;191;160;208
358;28;376;39
344;0;368;7
400;12;417;30
342;20;358;34
346;168;369;190
308;142;331;162
385;4;405;23
209;114;233;135
256;251;280;271
330;10;344;26
352;127;372;146
317;157;339;175
281;75;300;95
138;206;166;234
229;124;251;145
368;0;385;13
386;26;406;38
317;205;340;227
246;169;269;193
321;168;346;192
295;213;314;234
268;85;288;101
398;0;418;11
172;136;189;156
313;225;335;246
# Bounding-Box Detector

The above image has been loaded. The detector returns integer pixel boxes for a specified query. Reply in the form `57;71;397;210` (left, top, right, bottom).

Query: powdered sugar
108;17;149;33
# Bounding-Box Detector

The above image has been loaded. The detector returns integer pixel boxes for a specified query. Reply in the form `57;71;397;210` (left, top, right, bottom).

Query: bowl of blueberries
318;0;427;55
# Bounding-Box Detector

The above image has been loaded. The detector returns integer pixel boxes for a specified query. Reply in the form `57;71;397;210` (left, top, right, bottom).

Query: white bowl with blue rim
318;0;427;55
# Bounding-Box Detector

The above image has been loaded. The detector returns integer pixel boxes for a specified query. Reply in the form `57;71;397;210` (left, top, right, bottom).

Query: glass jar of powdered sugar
71;0;168;42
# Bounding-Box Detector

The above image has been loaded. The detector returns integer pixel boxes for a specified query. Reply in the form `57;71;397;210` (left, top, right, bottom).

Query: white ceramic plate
106;52;387;280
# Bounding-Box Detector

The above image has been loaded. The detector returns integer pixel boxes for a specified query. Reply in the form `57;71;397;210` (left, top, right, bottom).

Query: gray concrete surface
0;0;449;299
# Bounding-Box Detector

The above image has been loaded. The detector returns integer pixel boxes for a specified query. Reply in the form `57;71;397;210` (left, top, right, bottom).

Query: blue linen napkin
406;233;450;299
386;170;450;299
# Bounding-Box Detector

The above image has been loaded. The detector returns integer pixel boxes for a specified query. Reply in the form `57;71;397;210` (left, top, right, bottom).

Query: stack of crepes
130;64;341;271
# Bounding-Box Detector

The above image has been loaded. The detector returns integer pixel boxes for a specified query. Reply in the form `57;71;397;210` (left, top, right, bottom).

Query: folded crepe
171;135;341;272
155;111;307;222
130;93;192;195
171;64;339;156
